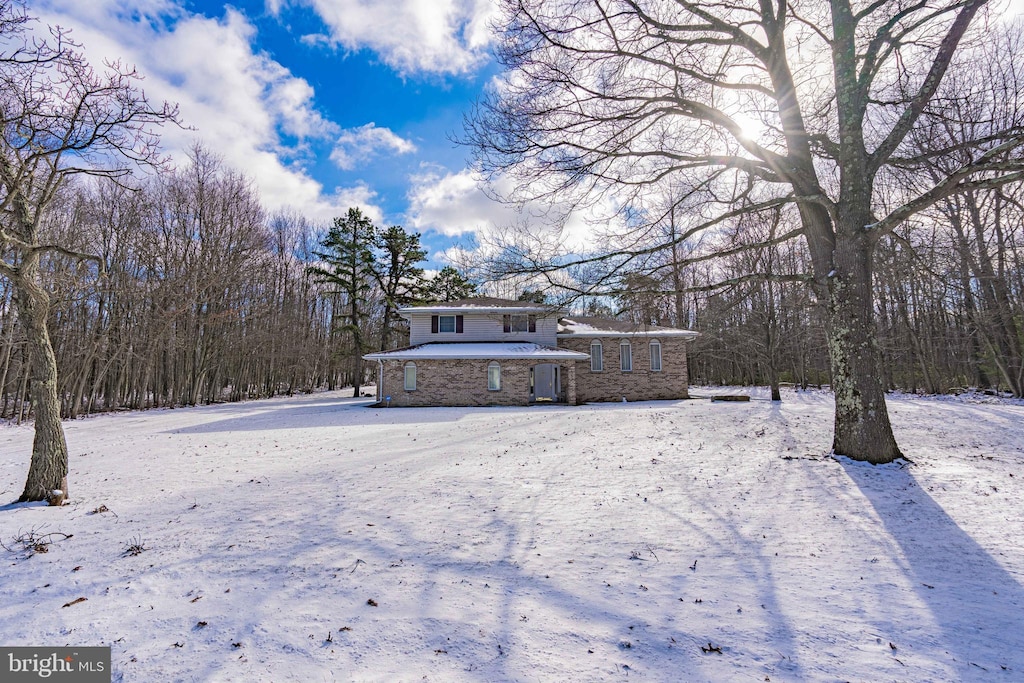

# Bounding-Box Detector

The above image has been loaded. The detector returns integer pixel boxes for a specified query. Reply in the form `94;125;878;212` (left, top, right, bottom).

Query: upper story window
590;341;603;372
431;314;463;333
503;314;537;333
650;340;662;372
620;339;632;372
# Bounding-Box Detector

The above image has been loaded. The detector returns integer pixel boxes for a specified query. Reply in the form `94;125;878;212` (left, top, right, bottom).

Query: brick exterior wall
378;358;578;407
558;335;690;402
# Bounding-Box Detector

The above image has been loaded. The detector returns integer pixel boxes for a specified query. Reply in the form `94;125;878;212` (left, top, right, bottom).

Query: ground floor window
488;362;501;390
620;340;632;372
650;340;662;372
590;341;603;372
404;362;417;390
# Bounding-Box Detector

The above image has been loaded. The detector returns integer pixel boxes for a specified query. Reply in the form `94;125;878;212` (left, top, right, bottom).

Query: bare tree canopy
466;0;1024;463
0;0;179;501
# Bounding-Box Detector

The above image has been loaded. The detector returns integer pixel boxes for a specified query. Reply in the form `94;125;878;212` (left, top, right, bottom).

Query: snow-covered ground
1;388;1022;682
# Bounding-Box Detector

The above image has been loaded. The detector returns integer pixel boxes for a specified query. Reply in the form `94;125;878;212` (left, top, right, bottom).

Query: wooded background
1;141;1021;420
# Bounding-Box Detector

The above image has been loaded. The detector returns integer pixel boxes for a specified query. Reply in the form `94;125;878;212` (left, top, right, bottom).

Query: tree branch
868;0;988;173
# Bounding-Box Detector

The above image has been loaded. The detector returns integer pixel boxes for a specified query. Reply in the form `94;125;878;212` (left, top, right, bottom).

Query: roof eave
364;351;590;361
556;330;699;339
398;306;567;316
364;342;590;361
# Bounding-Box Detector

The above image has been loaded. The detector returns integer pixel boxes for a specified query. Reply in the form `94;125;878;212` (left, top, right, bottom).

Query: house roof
398;297;561;316
557;316;699;339
363;342;590;361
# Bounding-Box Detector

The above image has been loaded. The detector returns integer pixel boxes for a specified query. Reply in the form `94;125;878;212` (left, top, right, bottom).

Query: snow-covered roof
364;342;590;361
557;316;698;338
398;297;563;316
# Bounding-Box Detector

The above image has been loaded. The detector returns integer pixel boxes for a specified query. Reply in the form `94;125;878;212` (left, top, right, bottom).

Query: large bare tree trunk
827;230;902;463
14;261;69;502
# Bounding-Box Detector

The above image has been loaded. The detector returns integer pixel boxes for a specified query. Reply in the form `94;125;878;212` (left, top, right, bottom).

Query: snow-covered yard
1;388;1022;682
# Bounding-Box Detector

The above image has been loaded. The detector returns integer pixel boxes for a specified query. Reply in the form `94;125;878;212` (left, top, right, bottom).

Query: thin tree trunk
14;268;70;502
0;303;17;411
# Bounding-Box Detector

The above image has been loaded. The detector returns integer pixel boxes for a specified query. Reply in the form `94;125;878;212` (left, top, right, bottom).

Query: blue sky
37;0;1024;272
34;0;515;267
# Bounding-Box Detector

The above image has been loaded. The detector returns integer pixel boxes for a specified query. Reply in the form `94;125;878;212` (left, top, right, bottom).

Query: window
650;340;662;372
431;314;463;333
620;340;632;372
488;362;501;391
590;341;603;372
503;314;537;333
404;362;416;390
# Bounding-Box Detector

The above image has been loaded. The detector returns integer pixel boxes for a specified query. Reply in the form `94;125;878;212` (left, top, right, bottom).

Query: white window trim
488;362;501;391
438;315;456;333
650;340;662;372
590;341;603;372
620;340;632;372
404;362;417;391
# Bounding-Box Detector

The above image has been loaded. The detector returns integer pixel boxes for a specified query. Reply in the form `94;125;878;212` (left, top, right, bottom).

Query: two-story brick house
363;297;697;407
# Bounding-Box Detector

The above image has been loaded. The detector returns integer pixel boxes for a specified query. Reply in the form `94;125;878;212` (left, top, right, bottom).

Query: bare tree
467;0;1024;462
0;1;178;501
19;166;348;418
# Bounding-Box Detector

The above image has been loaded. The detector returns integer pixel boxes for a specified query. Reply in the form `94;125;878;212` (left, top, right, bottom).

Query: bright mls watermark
1;647;110;682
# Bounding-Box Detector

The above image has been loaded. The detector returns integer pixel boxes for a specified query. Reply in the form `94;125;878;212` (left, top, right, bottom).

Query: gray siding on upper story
407;312;559;346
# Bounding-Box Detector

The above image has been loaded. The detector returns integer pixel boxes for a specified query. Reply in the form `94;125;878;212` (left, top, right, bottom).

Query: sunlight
732;111;765;142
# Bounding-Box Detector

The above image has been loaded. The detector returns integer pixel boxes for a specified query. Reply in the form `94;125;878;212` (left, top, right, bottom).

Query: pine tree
428;266;477;302
517;289;547;304
309;208;376;397
371;225;427;350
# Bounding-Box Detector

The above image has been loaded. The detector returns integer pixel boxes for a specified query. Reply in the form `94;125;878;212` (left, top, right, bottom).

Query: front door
531;364;560;402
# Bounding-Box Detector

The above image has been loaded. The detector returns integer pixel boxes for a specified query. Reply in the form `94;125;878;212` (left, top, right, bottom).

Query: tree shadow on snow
85;498;705;681
166;401;508;433
838;458;1023;676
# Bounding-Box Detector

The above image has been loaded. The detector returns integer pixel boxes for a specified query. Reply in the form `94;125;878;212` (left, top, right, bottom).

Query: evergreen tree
428;266;477;302
309;208;375;397
517;289;547;304
371;225;427;350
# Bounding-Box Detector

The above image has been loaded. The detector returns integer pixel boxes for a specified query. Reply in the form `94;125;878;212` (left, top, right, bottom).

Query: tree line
0;149;479;420
603;185;1024;400
6;144;1016;424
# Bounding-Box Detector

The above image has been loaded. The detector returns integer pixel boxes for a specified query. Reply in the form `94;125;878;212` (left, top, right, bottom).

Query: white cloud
330;124;417;170
407;168;501;236
282;0;497;76
331;182;384;223
32;0;380;223
407;167;627;255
